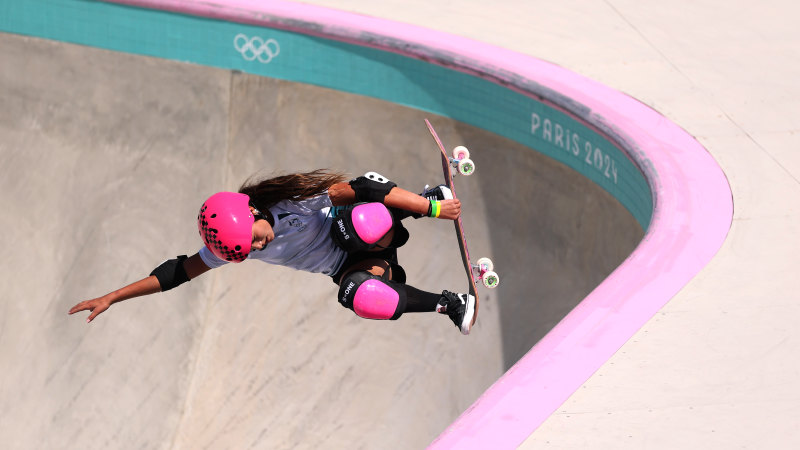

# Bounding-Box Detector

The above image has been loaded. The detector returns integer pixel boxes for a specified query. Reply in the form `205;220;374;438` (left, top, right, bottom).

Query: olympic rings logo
234;33;280;64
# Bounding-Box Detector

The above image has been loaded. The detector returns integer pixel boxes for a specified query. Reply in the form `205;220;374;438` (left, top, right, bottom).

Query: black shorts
329;206;410;285
330;248;405;285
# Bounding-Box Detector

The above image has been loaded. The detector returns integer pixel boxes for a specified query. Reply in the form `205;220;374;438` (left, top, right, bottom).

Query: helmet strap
249;203;273;226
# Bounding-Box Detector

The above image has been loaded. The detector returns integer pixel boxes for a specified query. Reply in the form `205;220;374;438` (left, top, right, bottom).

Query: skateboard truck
449;145;476;176
473;257;500;289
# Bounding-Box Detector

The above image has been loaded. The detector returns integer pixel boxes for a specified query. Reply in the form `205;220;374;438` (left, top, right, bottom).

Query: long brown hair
238;169;348;210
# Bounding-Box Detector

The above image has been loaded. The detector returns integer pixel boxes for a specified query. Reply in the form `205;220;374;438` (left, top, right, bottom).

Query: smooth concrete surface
296;0;800;448
0;32;641;449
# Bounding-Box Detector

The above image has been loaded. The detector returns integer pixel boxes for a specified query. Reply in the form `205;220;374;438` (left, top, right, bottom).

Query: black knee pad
338;271;407;320
331;204;371;253
349;172;397;203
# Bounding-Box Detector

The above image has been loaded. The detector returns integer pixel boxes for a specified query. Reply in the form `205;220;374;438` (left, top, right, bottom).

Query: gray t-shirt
198;193;347;276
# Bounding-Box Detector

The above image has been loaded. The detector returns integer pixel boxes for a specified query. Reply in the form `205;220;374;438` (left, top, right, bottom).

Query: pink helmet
197;192;254;263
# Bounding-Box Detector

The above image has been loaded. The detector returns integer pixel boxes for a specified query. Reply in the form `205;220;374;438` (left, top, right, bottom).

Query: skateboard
424;119;500;329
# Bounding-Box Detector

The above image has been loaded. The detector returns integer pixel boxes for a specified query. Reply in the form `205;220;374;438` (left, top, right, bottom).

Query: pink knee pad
351;203;393;245
353;280;400;319
338;271;407;320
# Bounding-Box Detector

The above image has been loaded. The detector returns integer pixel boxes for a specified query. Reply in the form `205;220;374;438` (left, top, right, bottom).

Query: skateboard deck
424;119;499;330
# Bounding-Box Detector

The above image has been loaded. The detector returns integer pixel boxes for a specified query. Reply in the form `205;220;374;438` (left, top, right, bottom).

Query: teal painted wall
0;0;652;228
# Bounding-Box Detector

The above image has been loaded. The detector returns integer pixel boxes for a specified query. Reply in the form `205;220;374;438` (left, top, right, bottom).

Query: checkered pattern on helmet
198;204;247;262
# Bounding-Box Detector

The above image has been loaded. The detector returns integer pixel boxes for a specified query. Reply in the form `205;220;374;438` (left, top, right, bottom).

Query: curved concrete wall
0;0;732;448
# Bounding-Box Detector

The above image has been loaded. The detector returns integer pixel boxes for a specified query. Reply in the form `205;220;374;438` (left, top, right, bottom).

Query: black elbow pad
349;172;397;203
150;255;191;291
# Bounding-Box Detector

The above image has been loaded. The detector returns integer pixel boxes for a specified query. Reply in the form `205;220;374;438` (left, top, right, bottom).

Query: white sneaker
421;184;453;201
437;290;476;335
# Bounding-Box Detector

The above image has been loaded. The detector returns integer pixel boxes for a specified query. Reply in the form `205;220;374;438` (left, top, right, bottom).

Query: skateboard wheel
482;271;500;289
453;145;470;160
458;158;475;176
476;257;494;272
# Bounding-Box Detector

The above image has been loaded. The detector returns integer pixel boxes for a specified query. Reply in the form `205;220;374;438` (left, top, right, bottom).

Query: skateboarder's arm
68;253;211;323
328;182;461;220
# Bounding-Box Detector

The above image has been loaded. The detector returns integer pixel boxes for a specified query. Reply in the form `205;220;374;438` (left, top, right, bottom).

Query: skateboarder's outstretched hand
69;274;163;322
69;296;112;323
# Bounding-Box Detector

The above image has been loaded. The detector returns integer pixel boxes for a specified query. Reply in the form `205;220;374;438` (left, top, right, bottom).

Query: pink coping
351;203;393;245
353;279;401;320
103;1;734;448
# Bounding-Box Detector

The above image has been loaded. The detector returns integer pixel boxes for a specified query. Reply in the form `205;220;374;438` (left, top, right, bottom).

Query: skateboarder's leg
334;257;474;333
336;259;442;320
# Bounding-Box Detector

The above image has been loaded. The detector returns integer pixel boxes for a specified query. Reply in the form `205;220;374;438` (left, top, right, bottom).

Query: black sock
404;285;442;313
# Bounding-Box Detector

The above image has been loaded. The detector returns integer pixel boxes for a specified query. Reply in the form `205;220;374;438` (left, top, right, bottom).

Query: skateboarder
68;169;477;334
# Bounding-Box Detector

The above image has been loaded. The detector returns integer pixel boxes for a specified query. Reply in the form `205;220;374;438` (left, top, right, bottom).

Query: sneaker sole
441;187;454;200
460;295;476;335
